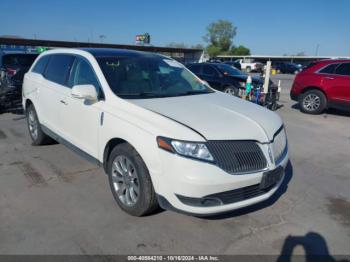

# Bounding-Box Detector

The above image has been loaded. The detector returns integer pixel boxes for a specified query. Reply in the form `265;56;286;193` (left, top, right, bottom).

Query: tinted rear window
32;55;50;74
319;63;338;74
3;54;38;67
302;62;317;71
188;64;201;74
335;63;350;76
203;65;217;76
44;54;74;86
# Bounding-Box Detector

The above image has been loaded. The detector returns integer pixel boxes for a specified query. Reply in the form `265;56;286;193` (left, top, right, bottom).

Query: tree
203;20;237;53
230;45;251;55
206;45;222;57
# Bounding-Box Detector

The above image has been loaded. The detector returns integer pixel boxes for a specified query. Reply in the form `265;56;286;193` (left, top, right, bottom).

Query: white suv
23;48;289;216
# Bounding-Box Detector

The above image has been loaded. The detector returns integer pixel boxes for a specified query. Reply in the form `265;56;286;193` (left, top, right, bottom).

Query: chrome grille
271;128;287;164
207;141;267;174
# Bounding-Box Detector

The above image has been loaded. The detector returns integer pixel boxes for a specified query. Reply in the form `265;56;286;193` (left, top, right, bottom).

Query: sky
1;0;350;56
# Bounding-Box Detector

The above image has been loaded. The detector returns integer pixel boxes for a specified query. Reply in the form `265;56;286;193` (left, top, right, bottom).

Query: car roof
188;62;222;66
316;59;350;64
80;48;162;58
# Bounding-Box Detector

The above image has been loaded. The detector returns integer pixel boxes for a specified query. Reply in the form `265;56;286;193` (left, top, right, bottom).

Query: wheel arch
24;98;34;112
300;86;328;99
102;137;128;173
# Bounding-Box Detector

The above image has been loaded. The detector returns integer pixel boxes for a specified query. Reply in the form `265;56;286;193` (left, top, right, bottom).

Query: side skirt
41;125;103;168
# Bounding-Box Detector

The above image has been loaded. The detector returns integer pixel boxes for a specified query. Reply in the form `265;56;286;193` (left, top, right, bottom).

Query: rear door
201;65;222;90
40;54;75;133
187;64;202;78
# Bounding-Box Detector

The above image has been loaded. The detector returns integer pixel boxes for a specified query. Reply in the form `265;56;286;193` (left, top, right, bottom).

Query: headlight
157;137;214;162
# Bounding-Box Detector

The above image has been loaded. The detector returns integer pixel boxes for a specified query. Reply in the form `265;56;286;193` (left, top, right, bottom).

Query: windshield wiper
119;92;165;98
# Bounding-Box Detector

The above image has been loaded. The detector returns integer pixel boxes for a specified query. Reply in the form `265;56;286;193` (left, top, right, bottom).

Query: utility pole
315;44;320;56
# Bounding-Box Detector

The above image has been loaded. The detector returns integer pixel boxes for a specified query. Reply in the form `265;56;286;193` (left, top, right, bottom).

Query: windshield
97;55;214;99
216;64;246;76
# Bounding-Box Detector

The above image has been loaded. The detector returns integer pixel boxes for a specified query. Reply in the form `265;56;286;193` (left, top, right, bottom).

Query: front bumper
290;91;299;101
153;146;289;215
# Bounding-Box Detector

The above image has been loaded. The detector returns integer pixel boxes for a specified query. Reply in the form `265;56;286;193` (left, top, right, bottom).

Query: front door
60;57;103;159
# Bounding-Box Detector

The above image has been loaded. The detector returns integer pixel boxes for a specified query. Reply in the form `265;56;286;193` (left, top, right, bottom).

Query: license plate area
260;166;284;190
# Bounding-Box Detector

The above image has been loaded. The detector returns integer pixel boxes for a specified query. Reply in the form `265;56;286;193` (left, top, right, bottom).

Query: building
0;37;203;63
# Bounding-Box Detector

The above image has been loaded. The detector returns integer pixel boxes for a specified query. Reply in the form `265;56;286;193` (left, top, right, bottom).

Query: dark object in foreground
0;51;38;111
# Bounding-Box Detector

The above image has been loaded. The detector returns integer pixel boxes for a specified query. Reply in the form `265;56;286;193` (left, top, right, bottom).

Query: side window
188;64;201;74
44;54;74;86
68;57;100;89
203;65;218;76
335;63;350;76
319;63;338;74
32;55;50;75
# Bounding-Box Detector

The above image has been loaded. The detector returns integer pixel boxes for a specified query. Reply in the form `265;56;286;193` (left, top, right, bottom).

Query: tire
107;143;158;216
26;104;52;145
299;89;327;114
246;67;252;73
223;85;239;97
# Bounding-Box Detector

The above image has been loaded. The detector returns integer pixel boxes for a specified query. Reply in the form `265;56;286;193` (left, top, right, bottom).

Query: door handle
60;100;68;105
325;76;334;80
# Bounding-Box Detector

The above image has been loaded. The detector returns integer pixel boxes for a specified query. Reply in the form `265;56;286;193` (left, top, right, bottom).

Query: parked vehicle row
235;58;263;73
214;58;302;75
23;48;289;217
272;61;301;74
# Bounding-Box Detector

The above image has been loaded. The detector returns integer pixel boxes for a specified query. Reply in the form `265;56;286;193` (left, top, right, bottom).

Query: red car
290;59;350;114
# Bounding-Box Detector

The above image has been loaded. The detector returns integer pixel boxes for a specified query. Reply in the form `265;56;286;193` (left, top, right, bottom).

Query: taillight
6;68;17;77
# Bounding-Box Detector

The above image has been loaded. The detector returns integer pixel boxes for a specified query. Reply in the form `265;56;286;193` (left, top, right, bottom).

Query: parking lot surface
0;74;349;256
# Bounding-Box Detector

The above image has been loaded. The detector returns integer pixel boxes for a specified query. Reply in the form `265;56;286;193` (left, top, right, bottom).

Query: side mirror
71;84;98;102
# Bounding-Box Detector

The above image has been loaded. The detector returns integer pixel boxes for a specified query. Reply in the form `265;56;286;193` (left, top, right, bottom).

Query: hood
128;92;282;142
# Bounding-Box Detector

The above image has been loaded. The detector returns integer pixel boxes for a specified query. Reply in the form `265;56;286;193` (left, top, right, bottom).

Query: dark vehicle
187;62;262;95
0;51;38;110
291;59;350;114
272;61;301;74
223;60;241;70
187;62;279;110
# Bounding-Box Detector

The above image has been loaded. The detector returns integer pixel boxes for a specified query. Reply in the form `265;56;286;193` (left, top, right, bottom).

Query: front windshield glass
216;64;246;76
97;55;213;99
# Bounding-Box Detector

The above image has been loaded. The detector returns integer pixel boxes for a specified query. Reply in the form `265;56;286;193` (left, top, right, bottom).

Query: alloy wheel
28;109;38;140
111;155;140;206
303;94;321;111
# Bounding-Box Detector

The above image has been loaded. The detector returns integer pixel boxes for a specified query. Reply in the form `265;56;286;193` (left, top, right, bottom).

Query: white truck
235;58;263;73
